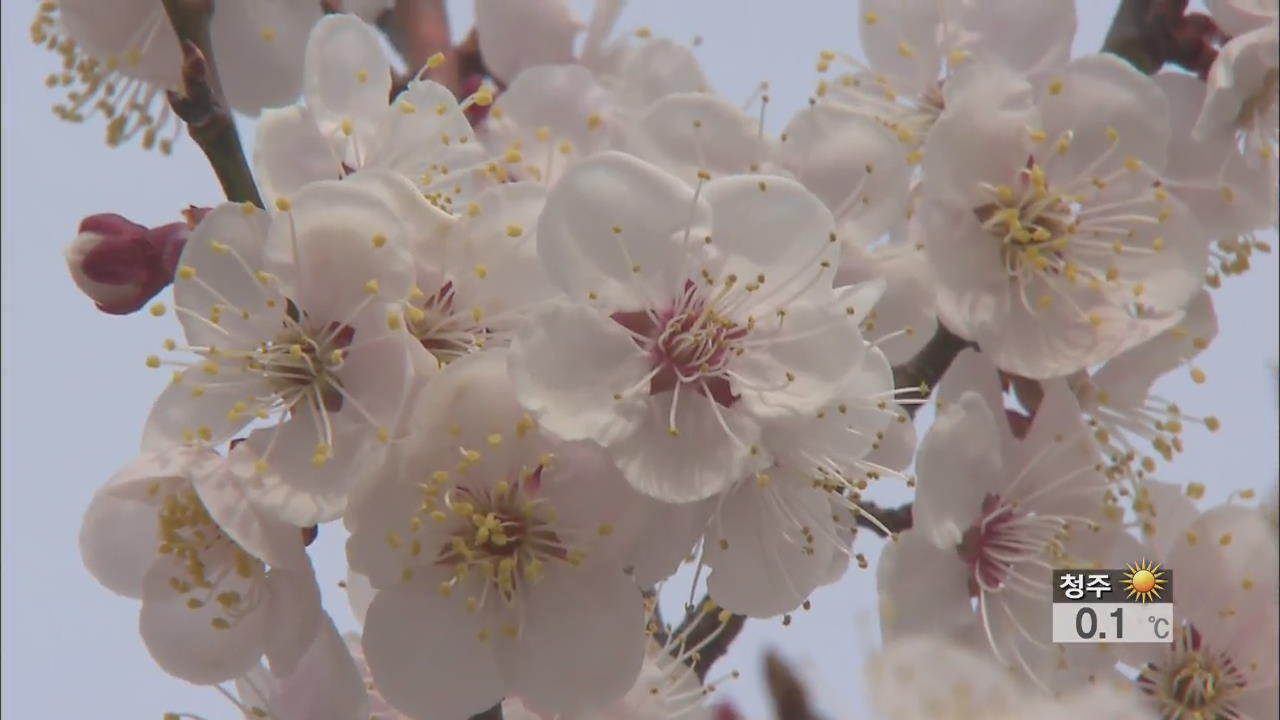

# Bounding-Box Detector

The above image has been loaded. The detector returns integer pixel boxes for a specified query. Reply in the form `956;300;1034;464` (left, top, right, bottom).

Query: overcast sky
2;1;1275;718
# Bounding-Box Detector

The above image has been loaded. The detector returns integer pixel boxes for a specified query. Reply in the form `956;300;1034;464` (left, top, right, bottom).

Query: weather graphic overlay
1052;562;1174;643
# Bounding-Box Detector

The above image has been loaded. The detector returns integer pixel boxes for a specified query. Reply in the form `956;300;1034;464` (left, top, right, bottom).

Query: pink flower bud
65;212;193;315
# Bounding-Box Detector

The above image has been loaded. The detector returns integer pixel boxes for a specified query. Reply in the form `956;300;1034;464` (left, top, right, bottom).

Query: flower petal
608;391;764;503
704;477;839;617
702;174;839;307
363;581;502;720
139;555;267;684
499;565;646;716
536;151;706;307
253;106;338;207
474;0;581;83
509;301;650;445
301;14;391;147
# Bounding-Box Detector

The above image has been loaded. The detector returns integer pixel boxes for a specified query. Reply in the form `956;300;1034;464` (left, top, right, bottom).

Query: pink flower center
1137;624;1250;719
957;493;1064;595
612;282;747;407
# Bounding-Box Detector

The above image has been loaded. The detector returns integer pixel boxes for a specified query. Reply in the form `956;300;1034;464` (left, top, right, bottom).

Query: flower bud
65;212;193;315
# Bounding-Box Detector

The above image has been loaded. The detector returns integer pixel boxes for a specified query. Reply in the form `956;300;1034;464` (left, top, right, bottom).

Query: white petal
253;106;338;207
266;612;370;720
614;39;711;110
857;0;945;88
474;0;581;83
925;63;1038;211
302;14;391;148
263;567;323;677
733;301;867;418
500;565;646;717
610;391;764;503
509;302;649;445
239;409;377;526
192;456;311;571
624;92;774;184
704;477;839;617
57;0;182;87
957;0;1077;80
914;391;1004;541
264;178;414;326
141;375;268;451
140;556;267;684
173;202;279;349
363;582;502;720
1089;290;1217;409
701;174;838;306
875;531;975;640
212;0;322;114
780;104;910;244
80;449;216;597
367;79;491;198
1038;54;1171;178
536;151;706;307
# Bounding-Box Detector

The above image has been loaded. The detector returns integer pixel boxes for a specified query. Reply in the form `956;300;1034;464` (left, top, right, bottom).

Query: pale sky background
2;1;1276;719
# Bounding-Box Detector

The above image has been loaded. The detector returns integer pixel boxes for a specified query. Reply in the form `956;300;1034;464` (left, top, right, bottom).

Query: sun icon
1122;559;1168;603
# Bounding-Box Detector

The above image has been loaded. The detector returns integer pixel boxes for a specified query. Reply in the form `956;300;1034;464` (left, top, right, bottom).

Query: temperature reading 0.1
1050;564;1175;644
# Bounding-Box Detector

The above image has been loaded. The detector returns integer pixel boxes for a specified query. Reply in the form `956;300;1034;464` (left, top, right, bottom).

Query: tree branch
671;597;747;681
381;0;462;91
855;500;913;537
160;0;262;207
1102;0;1224;78
890;324;974;419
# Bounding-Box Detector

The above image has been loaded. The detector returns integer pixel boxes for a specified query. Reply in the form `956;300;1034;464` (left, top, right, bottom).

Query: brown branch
160;0;262;207
764;652;821;720
380;0;463;93
854;500;913;537
1102;0;1224;79
671;597;747;681
890;324;974;419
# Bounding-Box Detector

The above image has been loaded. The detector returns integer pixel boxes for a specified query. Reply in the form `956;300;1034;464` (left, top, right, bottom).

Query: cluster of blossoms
51;0;1277;718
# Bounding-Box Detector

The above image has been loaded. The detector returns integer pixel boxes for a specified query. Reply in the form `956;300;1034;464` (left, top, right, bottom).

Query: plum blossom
224;614;369;720
878;376;1114;687
31;0;323;151
1193;4;1278;224
1100;498;1280;720
79;445;323;685
346;350;702;720
779;102;933;363
1070;290;1222;483
142;171;418;525
702;302;910;617
478;3;710;187
818;0;1078;159
868;636;1159;720
918;57;1209;378
253;14;492;210
511;152;869;503
398;180;556;367
1155;73;1276;282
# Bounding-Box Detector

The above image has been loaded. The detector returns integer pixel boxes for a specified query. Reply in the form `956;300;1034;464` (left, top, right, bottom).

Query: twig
889;325;974;419
380;0;462;92
1102;0;1224;78
671;597;747;681
160;0;262;207
764;652;821;720
468;701;503;720
854;500;913;538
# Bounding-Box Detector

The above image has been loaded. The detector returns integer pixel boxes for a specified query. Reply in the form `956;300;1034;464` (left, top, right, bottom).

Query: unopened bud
65;212;193;315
